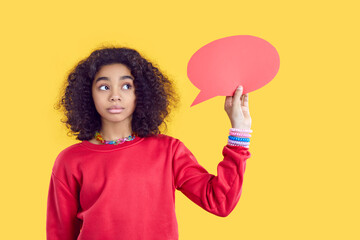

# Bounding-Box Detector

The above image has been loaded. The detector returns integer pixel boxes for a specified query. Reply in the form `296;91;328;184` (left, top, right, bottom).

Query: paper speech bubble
187;35;280;107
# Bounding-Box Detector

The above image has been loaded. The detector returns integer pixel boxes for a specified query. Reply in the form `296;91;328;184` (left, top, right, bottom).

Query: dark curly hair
54;46;179;140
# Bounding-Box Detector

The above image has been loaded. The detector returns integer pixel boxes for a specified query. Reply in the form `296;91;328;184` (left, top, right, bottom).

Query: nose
110;96;120;101
110;89;121;102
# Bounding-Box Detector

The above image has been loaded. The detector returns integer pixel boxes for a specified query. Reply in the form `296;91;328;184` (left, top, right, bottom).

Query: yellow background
1;0;359;239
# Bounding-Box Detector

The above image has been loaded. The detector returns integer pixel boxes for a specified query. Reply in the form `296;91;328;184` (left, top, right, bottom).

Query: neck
99;118;133;140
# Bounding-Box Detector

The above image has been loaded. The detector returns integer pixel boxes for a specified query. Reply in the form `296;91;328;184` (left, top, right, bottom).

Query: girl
47;47;252;240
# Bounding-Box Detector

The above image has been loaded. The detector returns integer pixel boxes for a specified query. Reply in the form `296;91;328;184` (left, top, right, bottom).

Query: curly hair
54;46;179;140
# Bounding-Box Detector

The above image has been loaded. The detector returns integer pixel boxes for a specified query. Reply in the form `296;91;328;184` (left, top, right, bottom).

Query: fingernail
237;85;242;89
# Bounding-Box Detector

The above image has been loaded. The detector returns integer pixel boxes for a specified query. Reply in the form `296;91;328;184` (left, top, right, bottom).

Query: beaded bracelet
227;142;250;148
230;128;252;133
228;136;250;142
228;139;250;145
227;128;253;148
229;132;251;137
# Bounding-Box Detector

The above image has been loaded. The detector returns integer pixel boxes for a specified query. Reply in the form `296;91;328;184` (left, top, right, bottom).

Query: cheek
131;96;137;108
91;89;97;103
92;94;99;106
92;93;106;109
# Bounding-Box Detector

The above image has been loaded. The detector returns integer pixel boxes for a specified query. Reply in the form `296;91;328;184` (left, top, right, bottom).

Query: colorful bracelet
228;139;250;145
229;132;251;137
228;136;250;142
229;128;252;133
227;128;252;148
227;142;250;148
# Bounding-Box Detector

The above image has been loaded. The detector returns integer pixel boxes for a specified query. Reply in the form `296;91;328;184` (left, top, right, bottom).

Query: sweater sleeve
46;172;82;240
173;140;251;217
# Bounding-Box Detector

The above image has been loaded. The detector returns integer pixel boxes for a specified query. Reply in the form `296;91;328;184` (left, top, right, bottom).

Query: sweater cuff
225;144;251;154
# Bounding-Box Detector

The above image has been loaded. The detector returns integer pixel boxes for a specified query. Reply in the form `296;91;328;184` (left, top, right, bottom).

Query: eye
122;84;132;90
99;85;109;90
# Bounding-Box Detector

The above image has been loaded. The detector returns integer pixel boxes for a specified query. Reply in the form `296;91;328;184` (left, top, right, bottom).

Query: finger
241;93;249;108
241;94;251;118
233;85;243;106
224;96;233;109
244;94;249;107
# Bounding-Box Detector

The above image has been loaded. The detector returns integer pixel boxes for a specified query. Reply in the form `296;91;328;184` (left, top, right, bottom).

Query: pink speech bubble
187;35;280;107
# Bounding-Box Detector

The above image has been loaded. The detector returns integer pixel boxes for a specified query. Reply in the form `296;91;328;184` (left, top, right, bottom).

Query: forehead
95;63;132;76
93;63;134;85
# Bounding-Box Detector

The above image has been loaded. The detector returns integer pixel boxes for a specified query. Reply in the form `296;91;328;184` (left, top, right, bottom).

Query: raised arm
173;85;252;217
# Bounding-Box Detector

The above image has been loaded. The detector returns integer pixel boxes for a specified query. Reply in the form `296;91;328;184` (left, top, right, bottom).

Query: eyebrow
95;75;134;83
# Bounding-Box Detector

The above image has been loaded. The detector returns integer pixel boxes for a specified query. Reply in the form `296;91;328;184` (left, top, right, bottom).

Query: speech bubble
187;35;280;107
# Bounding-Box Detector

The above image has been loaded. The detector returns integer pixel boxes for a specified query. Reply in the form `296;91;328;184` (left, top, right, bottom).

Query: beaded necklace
94;131;136;145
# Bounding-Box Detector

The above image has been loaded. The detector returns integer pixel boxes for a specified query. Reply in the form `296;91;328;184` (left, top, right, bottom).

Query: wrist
231;124;251;130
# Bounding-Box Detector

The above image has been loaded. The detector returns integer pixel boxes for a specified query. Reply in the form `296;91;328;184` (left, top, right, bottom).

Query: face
92;63;136;126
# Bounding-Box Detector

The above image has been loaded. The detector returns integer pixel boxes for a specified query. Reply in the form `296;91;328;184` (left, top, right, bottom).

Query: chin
104;114;132;123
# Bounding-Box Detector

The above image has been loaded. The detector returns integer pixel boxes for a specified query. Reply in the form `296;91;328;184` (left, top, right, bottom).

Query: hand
224;85;251;129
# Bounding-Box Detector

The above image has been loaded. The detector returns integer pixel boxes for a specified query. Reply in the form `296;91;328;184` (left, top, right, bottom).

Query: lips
107;106;124;114
108;106;124;110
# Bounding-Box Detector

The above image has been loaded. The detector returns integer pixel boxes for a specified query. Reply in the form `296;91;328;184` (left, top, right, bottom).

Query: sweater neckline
81;136;144;151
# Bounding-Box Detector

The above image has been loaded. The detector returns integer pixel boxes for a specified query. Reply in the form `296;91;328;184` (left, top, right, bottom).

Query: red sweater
46;134;251;240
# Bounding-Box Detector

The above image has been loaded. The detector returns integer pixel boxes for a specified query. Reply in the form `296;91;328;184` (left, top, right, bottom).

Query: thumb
233;85;243;105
